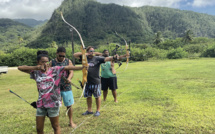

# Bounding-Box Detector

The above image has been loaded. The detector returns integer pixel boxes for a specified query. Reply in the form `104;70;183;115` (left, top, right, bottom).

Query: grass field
1;58;215;134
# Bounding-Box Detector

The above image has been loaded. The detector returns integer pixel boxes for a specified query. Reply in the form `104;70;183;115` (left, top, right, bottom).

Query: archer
74;46;128;116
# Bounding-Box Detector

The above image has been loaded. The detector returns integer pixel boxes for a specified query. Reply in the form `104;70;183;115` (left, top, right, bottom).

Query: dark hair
86;46;94;52
103;49;108;53
37;50;49;61
57;47;66;53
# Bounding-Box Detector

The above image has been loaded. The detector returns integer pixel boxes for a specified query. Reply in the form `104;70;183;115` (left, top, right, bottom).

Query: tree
153;31;164;44
182;30;194;44
49;41;58;48
18;36;23;45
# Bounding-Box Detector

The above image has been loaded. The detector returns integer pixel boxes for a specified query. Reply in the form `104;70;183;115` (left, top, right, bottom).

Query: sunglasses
58;55;65;57
89;50;94;52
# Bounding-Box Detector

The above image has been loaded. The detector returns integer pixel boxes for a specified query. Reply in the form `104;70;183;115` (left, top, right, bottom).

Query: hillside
133;6;215;39
13;19;47;27
27;0;152;48
0;18;33;51
17;0;215;48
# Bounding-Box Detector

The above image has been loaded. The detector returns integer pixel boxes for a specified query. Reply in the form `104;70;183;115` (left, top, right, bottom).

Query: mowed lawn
1;58;215;134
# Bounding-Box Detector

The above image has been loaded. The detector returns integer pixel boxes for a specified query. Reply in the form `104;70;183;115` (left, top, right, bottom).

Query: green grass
1;58;215;133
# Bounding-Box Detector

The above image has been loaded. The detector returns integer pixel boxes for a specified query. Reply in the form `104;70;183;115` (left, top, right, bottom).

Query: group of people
18;46;129;134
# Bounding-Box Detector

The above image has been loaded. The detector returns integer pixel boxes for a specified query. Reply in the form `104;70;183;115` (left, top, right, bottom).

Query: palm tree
50;41;58;48
182;30;194;44
153;31;164;44
18;36;23;45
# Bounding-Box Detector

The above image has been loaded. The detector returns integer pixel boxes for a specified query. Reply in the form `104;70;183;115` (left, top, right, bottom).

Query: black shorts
101;77;118;90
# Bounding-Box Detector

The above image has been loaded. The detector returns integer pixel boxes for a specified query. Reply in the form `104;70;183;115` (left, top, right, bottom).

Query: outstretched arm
74;52;102;60
18;65;41;74
119;54;128;60
104;55;119;62
64;65;87;71
104;54;129;62
73;52;82;59
94;52;103;56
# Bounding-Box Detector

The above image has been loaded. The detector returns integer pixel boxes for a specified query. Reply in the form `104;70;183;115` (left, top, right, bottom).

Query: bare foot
69;122;77;128
114;100;118;103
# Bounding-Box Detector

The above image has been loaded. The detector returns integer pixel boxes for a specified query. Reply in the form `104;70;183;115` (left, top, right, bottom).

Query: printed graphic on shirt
30;66;64;108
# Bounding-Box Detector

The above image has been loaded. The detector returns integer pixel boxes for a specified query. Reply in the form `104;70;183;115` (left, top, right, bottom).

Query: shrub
167;47;188;59
183;44;207;53
143;47;168;60
201;44;215;57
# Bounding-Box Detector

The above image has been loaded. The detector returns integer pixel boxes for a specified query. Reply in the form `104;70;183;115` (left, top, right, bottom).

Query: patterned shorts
84;84;101;98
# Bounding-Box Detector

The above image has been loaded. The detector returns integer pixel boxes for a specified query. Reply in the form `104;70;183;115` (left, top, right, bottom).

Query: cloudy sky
0;0;215;20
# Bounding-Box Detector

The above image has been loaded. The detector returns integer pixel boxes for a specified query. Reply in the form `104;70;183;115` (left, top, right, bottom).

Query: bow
61;12;88;90
61;12;88;88
61;12;88;115
115;31;130;70
109;43;123;69
61;76;81;89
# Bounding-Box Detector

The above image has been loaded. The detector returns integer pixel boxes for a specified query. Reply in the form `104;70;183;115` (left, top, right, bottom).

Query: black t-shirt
81;56;105;84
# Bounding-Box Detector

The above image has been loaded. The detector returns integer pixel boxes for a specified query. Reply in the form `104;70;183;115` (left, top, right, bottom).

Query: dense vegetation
0;19;33;52
0;18;48;52
13;19;47;27
27;0;215;48
0;0;215;66
133;6;215;38
1;37;215;66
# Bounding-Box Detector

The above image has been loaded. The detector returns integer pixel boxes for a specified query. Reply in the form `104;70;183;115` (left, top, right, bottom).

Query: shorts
84;84;101;98
101;77;118;90
61;90;74;106
36;107;60;117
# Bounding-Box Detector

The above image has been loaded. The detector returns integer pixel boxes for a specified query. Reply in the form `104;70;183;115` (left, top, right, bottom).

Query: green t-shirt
101;61;116;78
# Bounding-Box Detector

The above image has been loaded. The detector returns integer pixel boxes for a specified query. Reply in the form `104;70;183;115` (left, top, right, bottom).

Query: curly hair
37;50;49;61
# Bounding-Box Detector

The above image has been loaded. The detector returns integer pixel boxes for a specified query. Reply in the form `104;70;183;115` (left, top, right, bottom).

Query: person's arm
119;54;128;60
104;55;118;62
67;60;74;83
18;65;42;74
104;53;129;62
64;65;87;71
73;52;82;59
94;52;103;56
49;60;52;67
111;62;116;74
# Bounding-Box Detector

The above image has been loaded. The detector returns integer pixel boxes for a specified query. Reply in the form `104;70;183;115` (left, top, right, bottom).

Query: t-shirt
30;66;65;108
101;61;116;78
51;58;71;91
87;56;105;84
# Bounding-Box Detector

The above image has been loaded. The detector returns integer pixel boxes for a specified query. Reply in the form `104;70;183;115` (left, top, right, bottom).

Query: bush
143;47;168;60
201;44;215;57
183;44;207;53
7;47;38;66
131;48;145;61
156;38;184;50
0;45;84;66
167;47;188;59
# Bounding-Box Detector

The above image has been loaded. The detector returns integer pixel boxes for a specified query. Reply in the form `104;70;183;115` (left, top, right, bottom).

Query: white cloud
0;0;10;4
0;0;64;20
97;0;184;8
0;0;215;20
192;0;215;7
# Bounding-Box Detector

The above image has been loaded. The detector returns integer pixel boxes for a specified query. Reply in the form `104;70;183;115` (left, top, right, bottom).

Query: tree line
1;37;215;66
